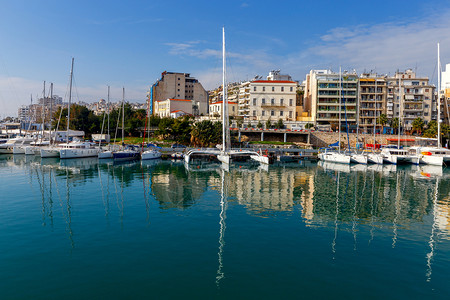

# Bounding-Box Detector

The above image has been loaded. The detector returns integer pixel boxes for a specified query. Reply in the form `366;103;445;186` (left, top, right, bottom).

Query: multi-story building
359;73;387;134
441;63;450;124
209;101;239;118
238;71;297;122
18;105;31;123
386;70;434;130
154;98;193;118
304;70;358;129
149;71;208;116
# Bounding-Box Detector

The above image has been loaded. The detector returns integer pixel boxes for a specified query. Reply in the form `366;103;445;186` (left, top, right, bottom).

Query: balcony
261;103;286;108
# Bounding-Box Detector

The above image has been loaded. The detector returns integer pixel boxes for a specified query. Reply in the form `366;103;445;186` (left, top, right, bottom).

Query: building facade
150;71;208;116
154;99;193;118
359;74;387;134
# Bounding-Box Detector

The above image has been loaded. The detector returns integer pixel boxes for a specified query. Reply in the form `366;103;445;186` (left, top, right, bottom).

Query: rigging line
352;171;358;250
426;177;439;282
369;168;377;244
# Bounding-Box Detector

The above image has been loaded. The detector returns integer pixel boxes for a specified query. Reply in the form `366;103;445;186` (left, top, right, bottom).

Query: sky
1;0;450;117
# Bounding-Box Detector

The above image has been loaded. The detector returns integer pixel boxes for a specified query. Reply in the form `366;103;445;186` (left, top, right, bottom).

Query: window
253;110;256;116
290;87;293;92
178;89;180;91
254;87;257;91
280;111;284;116
262;110;265;116
289;99;293;106
263;87;266;91
253;98;256;105
178;78;180;80
271;110;274;116
424;104;429;108
271;98;275;105
232;106;235;112
262;98;265;104
178;83;180;86
281;86;284;92
289;111;292;118
272;87;275;92
280;99;284;105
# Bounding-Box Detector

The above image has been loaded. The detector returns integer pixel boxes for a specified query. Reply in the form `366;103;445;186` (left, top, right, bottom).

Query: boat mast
373;77;377;147
437;43;441;148
222;27;226;153
41;81;45;143
122;87;125;146
397;76;401;149
107;85;110;141
339;67;342;153
50;82;53;144
66;58;74;144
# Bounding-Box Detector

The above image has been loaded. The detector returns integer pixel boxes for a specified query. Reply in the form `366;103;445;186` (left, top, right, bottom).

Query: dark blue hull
113;151;140;161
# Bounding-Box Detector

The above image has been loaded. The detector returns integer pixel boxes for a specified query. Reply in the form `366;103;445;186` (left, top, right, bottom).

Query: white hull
250;154;270;164
0;148;13;154
420;155;444;166
318;152;351;164
98;150;113;159
350;153;368;164
13;146;25;154
141;150;162;160
217;153;230;164
60;148;99;159
24;146;41;156
367;153;383;165
40;147;61;158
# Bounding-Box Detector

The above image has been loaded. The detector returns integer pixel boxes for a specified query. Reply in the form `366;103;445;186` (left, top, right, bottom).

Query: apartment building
150;71;208;116
442;63;450;124
154;99;192;118
239;71;297;122
386;70;434;130
359;73;387;134
304;70;358;129
209;101;239;118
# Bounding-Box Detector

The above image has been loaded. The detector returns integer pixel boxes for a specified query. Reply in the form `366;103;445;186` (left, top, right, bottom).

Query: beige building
359;74;387;134
304;69;358;129
238;71;297;122
386;70;435;130
209;101;239;118
154;98;192;118
150;71;208;116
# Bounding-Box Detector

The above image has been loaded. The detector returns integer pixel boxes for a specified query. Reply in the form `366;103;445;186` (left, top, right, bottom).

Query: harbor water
0;155;450;299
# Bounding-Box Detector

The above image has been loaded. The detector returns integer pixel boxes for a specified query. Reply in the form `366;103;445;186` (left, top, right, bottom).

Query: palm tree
411;117;424;135
377;113;388;134
389;117;399;134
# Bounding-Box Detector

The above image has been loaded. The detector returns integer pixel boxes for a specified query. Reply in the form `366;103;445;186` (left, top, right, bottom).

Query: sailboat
98;86;114;159
408;43;450;166
381;76;419;164
367;77;384;164
318;68;351;164
113;88;140;161
60;59;99;159
141;92;162;160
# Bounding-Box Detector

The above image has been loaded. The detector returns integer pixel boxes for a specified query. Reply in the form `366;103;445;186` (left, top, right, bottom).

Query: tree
246;122;252;128
265;118;272;129
157;117;174;139
389;117;399;134
305;123;314;129
190;120;221;147
171;116;193;144
275;118;284;129
257;121;263;129
411;117;424;135
377;113;388;134
236;118;244;129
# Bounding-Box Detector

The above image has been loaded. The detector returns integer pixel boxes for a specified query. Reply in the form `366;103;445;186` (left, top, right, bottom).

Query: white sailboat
408;44;450;166
113;88;140;161
318;67;351;164
98;85;114;159
367;77;383;164
60;58;99;159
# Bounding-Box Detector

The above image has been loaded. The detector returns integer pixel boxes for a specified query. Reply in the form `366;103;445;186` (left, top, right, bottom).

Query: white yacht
367;152;384;164
60;141;100;159
408;138;450;166
318;149;351;164
381;147;419;165
141;149;162;160
0;136;34;154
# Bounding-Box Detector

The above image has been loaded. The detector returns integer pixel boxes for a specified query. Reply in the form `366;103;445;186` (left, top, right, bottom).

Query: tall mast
222;27;226;152
339;66;342;153
41;81;45;142
67;58;74;144
398;76;401;149
107;85;110;139
122;87;125;145
437;43;441;148
50;83;53;144
373;77;377;147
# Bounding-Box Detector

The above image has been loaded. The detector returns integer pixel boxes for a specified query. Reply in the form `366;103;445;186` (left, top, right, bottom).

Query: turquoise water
0;155;449;299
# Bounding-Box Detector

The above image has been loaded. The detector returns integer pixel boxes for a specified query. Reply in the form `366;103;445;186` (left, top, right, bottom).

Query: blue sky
1;0;450;117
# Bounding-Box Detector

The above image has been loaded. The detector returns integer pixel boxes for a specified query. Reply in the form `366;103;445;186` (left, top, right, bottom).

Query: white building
238;71;297;122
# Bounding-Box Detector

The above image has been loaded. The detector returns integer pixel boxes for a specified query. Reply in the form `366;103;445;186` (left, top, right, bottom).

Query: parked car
171;143;187;149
